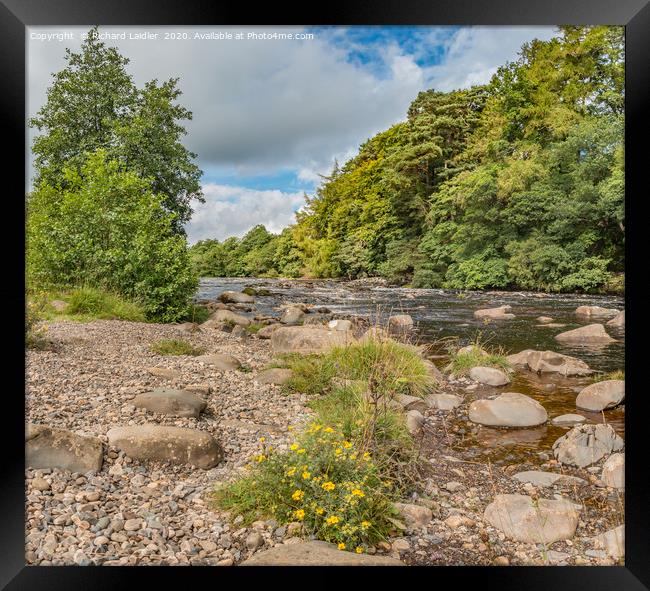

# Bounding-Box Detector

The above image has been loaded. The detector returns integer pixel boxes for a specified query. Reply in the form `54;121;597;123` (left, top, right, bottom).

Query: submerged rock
484;494;581;544
552;424;624;467
606;310;625;328
240;540;404;566
468;392;547;427
506;349;593;377
26;424;104;473
106;425;223;469
551;413;587;426
575;305;620;321
554;324;616;344
576;380;624;411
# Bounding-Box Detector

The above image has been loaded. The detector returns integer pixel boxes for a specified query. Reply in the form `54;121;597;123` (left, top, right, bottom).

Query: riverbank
25;286;625;566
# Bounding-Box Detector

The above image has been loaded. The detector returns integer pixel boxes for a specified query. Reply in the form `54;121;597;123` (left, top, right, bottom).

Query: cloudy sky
27;25;557;243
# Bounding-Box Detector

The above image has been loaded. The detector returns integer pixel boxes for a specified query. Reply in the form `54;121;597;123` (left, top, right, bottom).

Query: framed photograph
3;0;648;587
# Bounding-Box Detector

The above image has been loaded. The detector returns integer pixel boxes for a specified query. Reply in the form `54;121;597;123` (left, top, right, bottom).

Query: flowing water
196;277;625;465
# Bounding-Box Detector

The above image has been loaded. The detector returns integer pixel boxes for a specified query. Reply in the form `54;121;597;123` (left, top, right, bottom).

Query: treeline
191;26;624;292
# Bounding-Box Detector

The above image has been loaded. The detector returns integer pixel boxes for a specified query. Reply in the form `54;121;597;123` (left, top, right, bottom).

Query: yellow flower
294;509;305;520
337;543;346;550
361;521;371;529
362;452;371;461
334;448;343;456
287;426;294;432
290;443;299;451
291;489;304;501
302;471;311;479
326;516;340;525
351;488;365;497
355;546;363;554
322;481;336;491
315;507;324;515
297;448;306;454
324;427;334;433
349;453;357;460
343;441;352;449
259;437;266;443
256;454;266;463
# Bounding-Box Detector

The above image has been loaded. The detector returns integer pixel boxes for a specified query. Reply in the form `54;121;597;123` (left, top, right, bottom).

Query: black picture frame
2;0;648;588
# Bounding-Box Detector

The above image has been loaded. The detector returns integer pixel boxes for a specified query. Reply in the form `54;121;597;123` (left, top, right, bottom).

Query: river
196;277;625;465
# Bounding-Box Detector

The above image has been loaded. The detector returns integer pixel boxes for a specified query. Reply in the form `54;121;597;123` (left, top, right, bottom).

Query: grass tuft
445;335;511;376
591;369;625;383
149;339;206;356
63;287;147;322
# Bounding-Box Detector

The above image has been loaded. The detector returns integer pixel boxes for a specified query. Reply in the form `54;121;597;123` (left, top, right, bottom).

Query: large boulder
280;306;305;325
601;453;624;489
552;424;624;468
240;540;404;566
133;388;206;418
195;353;242;371
270;326;354;355
468;393;547;427
554;324;616;344
328;319;353;332
506;349;593;377
388;315;414;333
474;305;515;320
512;471;586;488
106;425;223;469
207;309;251;327
484;494;581;544
606;310;625;328
218;291;255;304
255;368;293;385
469;366;510;386
576;380;624;412
593;525;624;560
26;424;103;473
575;305;620;321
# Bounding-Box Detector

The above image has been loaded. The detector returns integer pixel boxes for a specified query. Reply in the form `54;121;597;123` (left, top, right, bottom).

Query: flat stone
147;367;182;380
552;414;587;426
552;424;624;468
474;306;515;320
271;326;354;355
26;424;103;473
425;393;462;411
396;394;427;412
601;453;624;489
406;410;425;435
593;525;624;559
393;503;432;529
207;309;251;327
554;324;616;344
240;540;404;565
31;477;51;491
512;471;586;487
468;392;547;427
133;388;207;418
484;494;581;544
576;380;624;412
106;425;223;469
255;368;293;385
218;291;254;304
469;366;510;386
195;353;241;371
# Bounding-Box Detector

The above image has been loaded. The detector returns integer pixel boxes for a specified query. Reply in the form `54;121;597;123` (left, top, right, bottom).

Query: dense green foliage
30;27;203;232
191;26;624;292
27;150;198;322
27;27;202;323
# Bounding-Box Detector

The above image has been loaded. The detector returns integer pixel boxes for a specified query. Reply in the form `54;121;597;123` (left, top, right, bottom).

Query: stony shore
25;301;624;566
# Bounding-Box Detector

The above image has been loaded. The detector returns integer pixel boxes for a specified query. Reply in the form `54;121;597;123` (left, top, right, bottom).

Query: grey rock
469;366;510;386
555;324;616;344
271;326;354;355
133;388;207;418
195;353;242;371
552;414;587;426
512;471;586;487
218;291;255;304
26;424;103;473
576;380;624;412
255;368;293;386
552;424;624;468
601;453;624;489
473;306;515;320
468;393;547;427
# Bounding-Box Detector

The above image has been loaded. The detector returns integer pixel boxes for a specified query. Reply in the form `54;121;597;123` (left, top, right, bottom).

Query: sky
27;25;557;244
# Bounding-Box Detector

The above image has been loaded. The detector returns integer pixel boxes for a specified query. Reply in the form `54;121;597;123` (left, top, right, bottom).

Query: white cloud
186;183;305;244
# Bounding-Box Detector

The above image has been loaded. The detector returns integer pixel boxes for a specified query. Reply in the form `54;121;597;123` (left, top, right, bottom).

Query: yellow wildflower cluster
292;489;304;502
321;481;336;491
326;515;340;525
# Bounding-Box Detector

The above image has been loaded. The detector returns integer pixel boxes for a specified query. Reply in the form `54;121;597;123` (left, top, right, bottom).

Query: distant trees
191;25;624;293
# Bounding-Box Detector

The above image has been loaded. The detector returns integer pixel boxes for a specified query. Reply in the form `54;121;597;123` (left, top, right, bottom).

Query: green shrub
246;322;265;334
181;304;211;324
65;287;147;321
26;291;50;349
212;423;399;552
149;339;205;356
